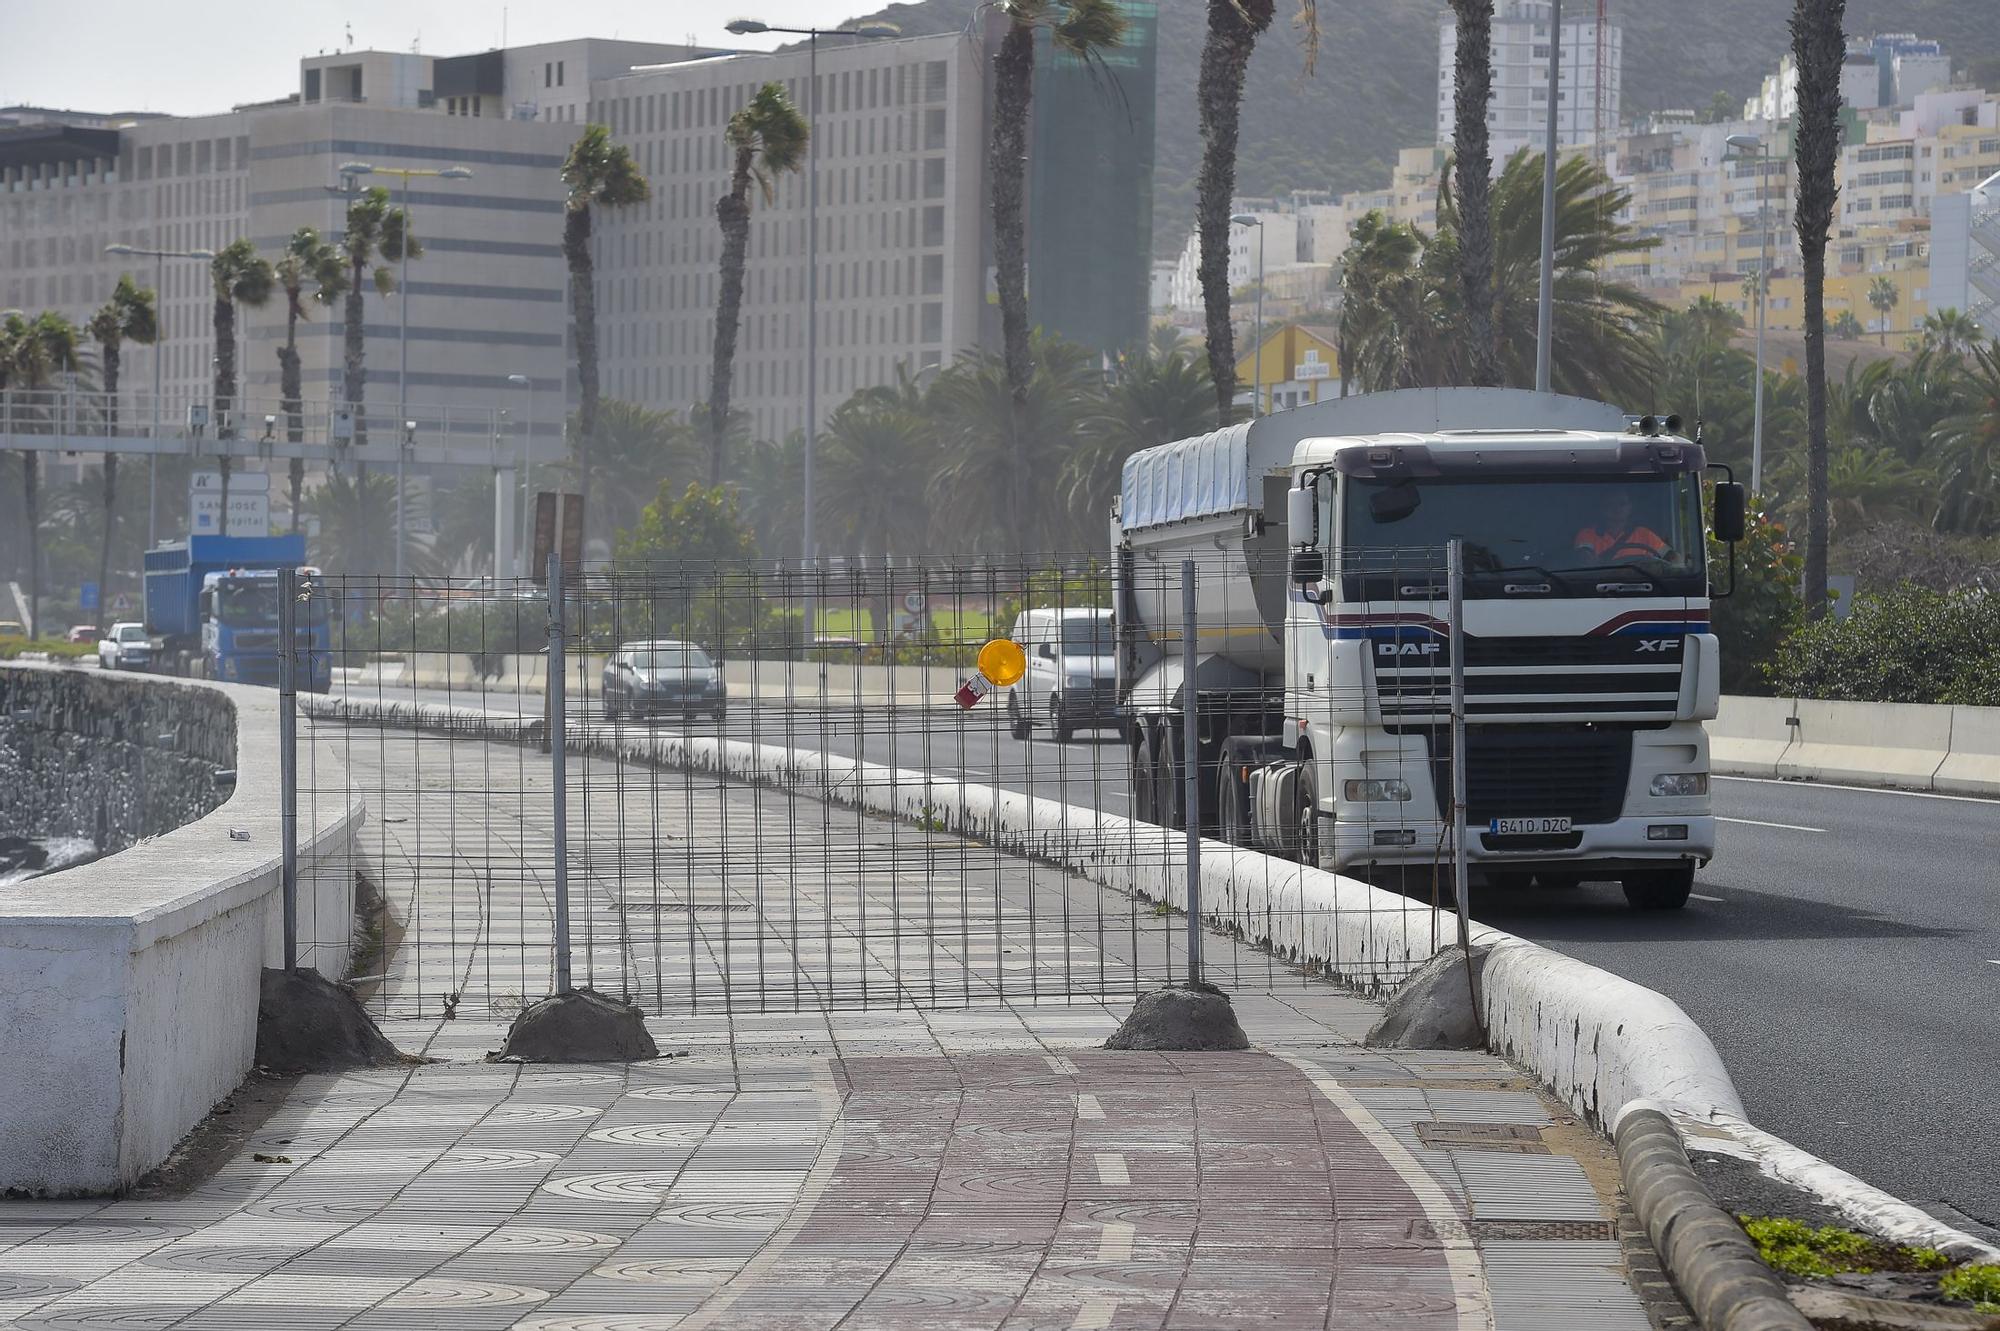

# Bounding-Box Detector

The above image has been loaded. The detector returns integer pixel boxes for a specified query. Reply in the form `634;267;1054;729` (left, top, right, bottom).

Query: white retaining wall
0;668;363;1194
1708;694;2000;795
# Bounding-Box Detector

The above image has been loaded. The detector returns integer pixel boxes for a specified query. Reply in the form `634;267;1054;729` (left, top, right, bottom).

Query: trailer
142;535;331;691
1112;387;1746;910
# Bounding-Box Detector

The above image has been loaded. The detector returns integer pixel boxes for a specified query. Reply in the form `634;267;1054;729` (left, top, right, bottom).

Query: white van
1006;607;1116;742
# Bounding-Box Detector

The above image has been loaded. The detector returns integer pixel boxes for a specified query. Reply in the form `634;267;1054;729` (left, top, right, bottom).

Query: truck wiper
1482;563;1569;594
1563;561;1665;592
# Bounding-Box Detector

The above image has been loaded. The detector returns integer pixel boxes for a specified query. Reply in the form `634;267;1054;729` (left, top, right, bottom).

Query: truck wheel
1622;864;1695;911
1294;761;1320;868
1131;724;1158;825
1049;695;1074;744
1008;692;1031;742
1217;763;1249;847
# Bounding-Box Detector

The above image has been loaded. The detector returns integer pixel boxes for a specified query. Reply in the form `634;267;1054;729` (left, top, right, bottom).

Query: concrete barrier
1706;695;1797;779
1936;704;2000;797
1778;697;1954;789
0;667;362;1194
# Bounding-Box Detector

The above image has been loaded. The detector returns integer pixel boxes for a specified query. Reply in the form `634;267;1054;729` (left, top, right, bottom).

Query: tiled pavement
0;995;1659;1330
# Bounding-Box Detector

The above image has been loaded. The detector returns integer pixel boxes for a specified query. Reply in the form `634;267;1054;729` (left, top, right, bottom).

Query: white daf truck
1112;387;1747;910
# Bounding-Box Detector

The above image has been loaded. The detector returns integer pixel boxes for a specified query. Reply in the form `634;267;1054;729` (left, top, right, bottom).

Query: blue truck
142;535;331;691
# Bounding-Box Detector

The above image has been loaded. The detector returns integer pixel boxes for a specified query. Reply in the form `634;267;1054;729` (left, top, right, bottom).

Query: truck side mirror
1290;548;1325;586
1713;482;1747;544
1286;484;1320;547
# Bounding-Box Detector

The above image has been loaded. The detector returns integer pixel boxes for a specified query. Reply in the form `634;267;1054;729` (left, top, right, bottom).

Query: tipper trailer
1112;387;1746;911
142;535;331;691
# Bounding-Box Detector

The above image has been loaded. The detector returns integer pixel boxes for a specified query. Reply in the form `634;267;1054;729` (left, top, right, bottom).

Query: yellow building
1679;262;1930;342
1235;324;1343;413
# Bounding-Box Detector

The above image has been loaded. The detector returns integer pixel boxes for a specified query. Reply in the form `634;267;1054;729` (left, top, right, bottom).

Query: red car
66;625;102;644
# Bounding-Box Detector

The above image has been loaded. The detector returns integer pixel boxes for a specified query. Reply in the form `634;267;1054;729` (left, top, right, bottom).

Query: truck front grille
1431;727;1633;827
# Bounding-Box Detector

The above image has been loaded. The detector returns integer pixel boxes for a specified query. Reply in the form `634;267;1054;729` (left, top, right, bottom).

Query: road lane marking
1045;1055;1079;1076
1714;774;1996;806
1987;960;2000;967
1718;816;1825;833
1096;1221;1135;1262
1095;1154;1130;1186
1075;1093;1104;1120
1690;893;1725;903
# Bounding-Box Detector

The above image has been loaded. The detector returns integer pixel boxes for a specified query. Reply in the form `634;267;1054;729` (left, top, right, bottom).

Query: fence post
546;552;573;993
1446;540;1478;978
1181;557;1203;986
278;565;298;973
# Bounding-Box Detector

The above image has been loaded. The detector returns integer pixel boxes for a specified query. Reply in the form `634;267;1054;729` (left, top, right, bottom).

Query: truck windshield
1341;474;1705;597
1060;619;1113;653
215;582;282;627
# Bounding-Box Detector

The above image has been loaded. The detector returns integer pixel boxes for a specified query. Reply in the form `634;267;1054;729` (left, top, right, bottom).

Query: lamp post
724;16;899;638
334;161;473;578
508;373;534;578
1230;213;1266;417
1535;0;1562;392
1726;132;1771;495
104;242;216;547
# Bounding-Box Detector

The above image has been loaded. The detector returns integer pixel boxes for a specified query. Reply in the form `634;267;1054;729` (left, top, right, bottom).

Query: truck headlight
1649;773;1708;797
1343;778;1411;802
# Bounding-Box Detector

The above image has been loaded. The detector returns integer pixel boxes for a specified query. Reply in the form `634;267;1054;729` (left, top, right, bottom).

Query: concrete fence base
1708;694;2000;795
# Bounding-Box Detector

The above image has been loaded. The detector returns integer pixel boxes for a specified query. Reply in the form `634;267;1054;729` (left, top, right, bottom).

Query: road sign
189;472;271;536
189;471;271;493
532;492;585;587
80;581;99;612
111;593;132;613
902;590;928;615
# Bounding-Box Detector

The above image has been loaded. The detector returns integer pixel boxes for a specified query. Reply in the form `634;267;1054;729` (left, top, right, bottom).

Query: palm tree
1866;275;1899;346
1831;309;1866;340
208;240;276;519
1064;345;1216;534
274;228;347;531
304;469;441;578
1921;307;1982;359
339;186;418;450
557;399;700;539
927;334;1102;553
1791;0;1845;619
710;82;807;485
86;276;157;628
1337;211;1422;397
2;311;83;636
987;0;1127;548
816;393;934;579
560;124;651;540
1195;0;1316;419
1447;0;1500;386
1930;340;2000;536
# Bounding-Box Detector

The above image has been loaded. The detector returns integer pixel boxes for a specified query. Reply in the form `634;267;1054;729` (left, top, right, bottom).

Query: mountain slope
836;0;1997;256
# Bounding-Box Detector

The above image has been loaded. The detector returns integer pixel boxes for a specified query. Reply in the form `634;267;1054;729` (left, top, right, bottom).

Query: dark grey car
602;641;726;722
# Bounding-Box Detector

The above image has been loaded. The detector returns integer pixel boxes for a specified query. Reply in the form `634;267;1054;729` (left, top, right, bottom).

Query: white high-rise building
1437;0;1623;169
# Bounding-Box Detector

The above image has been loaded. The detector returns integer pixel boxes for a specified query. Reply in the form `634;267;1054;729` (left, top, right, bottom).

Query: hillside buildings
1436;0;1623;168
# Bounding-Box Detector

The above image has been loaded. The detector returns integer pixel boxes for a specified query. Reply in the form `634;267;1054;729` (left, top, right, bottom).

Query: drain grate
1415;1121;1550;1153
1413;1218;1616;1242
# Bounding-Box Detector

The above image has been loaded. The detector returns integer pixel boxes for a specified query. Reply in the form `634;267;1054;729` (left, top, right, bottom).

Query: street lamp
104;242;216;548
508;373;534;578
723;15;899;633
1726;132;1771;495
335;161;474;578
1230;214;1266;418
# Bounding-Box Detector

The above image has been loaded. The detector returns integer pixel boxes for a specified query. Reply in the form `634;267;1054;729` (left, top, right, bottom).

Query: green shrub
1709;506;1802;695
1764;584;2000;705
1940;1263;2000;1312
0;638;97;661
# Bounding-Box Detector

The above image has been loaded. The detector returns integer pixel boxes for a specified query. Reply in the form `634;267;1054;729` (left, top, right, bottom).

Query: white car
98;622;154;671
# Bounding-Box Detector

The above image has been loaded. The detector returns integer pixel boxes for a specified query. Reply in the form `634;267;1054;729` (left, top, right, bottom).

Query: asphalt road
337;680;2000;1231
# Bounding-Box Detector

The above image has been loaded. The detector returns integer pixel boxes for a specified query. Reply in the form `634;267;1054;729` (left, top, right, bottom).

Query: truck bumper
1329;814;1715;876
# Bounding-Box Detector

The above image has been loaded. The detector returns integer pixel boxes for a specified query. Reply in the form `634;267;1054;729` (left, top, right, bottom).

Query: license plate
1489;816;1572;835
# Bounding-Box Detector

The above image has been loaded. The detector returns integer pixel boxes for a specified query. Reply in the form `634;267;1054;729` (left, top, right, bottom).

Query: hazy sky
1;2;880;117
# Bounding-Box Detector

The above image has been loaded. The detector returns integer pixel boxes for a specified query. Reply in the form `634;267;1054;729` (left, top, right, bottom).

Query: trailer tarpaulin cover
1119;421;1252;531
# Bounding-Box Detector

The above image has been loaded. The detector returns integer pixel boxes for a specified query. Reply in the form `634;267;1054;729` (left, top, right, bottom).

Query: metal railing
274;553;1468;1019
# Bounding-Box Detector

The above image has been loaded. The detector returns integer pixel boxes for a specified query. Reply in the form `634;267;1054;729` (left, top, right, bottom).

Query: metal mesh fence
286;550;1468;1020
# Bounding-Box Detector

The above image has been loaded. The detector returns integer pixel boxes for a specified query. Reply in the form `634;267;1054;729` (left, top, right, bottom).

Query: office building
1437;0;1623;167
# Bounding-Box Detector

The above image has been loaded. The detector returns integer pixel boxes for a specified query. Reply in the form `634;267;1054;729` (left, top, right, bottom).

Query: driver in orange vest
1574;490;1668;560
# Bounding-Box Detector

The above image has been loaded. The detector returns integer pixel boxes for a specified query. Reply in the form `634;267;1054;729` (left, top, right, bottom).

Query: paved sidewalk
0;994;1659;1331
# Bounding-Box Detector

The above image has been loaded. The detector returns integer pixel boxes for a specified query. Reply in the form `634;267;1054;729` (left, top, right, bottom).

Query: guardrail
0;665;362;1194
1707;694;2000;795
